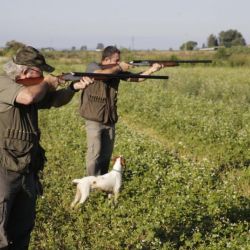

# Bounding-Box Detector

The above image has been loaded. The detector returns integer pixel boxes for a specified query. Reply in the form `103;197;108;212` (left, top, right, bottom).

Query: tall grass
0;50;249;249
119;66;250;169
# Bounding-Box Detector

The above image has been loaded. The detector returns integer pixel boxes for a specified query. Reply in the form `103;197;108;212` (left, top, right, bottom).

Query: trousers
0;167;37;250
85;120;115;176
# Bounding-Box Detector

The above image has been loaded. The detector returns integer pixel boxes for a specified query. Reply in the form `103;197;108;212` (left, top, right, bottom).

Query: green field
0;50;249;249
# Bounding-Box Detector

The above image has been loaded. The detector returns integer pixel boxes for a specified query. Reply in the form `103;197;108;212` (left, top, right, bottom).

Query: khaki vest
0;78;45;172
79;79;119;124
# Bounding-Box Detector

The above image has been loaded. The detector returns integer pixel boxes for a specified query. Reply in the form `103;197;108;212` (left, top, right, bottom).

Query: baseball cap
13;46;55;73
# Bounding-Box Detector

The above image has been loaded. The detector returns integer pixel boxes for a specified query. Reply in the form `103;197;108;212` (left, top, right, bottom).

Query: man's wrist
148;69;155;75
68;82;79;92
117;64;123;72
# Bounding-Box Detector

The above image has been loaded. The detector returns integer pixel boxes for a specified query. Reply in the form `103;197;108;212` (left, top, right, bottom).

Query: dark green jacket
0;76;46;172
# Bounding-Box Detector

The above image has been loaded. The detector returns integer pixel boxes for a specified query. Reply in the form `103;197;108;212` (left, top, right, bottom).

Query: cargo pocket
0;201;4;225
0;139;33;172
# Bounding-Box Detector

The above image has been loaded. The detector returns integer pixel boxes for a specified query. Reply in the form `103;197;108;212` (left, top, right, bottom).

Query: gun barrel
61;72;169;81
170;60;212;63
129;60;212;66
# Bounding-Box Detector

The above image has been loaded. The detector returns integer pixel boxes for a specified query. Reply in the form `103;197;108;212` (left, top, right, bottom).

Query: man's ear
103;57;111;64
16;68;28;81
22;68;29;76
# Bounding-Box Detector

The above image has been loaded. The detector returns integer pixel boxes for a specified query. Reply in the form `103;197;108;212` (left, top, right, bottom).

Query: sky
0;0;249;50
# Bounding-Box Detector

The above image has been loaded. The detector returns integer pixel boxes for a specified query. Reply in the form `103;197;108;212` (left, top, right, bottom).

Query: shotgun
128;59;212;67
60;72;169;81
16;72;169;86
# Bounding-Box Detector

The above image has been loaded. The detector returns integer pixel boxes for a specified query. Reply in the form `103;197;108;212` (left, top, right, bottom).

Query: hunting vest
79;79;119;124
0;77;45;173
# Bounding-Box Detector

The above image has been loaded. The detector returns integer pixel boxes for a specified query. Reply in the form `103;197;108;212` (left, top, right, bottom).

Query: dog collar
113;169;122;173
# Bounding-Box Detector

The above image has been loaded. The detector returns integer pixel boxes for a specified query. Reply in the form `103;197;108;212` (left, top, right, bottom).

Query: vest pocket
80;94;107;122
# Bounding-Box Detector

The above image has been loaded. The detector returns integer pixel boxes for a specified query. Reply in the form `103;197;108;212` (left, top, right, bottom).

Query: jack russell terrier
71;156;126;208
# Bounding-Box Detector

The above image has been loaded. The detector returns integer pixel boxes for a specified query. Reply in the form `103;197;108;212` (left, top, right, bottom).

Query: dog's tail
72;179;81;184
71;178;92;208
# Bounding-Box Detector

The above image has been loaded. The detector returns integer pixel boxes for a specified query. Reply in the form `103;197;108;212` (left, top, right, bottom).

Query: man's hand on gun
73;76;94;90
44;75;94;92
118;62;132;72
149;63;165;74
44;74;63;91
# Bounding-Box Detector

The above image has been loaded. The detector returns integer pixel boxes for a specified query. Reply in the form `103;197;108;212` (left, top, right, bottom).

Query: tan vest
0;78;44;172
79;79;119;124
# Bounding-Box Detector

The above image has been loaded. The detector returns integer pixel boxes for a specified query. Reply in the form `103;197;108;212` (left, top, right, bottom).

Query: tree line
0;29;247;54
180;29;246;51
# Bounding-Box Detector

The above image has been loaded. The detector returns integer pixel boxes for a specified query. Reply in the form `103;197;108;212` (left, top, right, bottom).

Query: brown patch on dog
111;156;126;168
111;156;118;165
120;157;126;168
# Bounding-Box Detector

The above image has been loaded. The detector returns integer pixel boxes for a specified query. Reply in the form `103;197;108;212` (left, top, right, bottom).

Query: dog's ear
121;157;126;167
111;156;117;165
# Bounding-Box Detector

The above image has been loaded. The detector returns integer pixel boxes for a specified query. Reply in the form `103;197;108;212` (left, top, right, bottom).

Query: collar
112;169;122;173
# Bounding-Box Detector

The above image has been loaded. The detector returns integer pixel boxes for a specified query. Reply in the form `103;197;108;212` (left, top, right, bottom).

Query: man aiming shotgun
0;46;93;249
79;46;165;176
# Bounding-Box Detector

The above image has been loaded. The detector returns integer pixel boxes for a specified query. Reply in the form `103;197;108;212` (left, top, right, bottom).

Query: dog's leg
107;193;114;206
114;192;119;204
112;184;121;205
71;186;81;208
78;182;91;205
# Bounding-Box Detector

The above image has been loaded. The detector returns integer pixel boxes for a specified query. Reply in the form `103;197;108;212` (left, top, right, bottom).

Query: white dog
71;156;126;208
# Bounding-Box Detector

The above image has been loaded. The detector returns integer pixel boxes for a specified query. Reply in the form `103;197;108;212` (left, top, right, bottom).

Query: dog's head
111;155;126;169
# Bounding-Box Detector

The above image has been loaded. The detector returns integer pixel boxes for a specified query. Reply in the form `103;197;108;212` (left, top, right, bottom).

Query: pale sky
0;0;249;50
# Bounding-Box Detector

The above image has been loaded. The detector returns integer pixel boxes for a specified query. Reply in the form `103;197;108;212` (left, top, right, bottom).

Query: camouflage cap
13;46;55;72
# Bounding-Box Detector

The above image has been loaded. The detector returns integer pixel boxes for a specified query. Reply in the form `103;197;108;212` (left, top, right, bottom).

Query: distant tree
5;40;25;52
180;41;198;51
71;46;76;51
41;47;55;51
207;34;218;47
218;29;246;47
96;43;104;50
80;45;87;51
